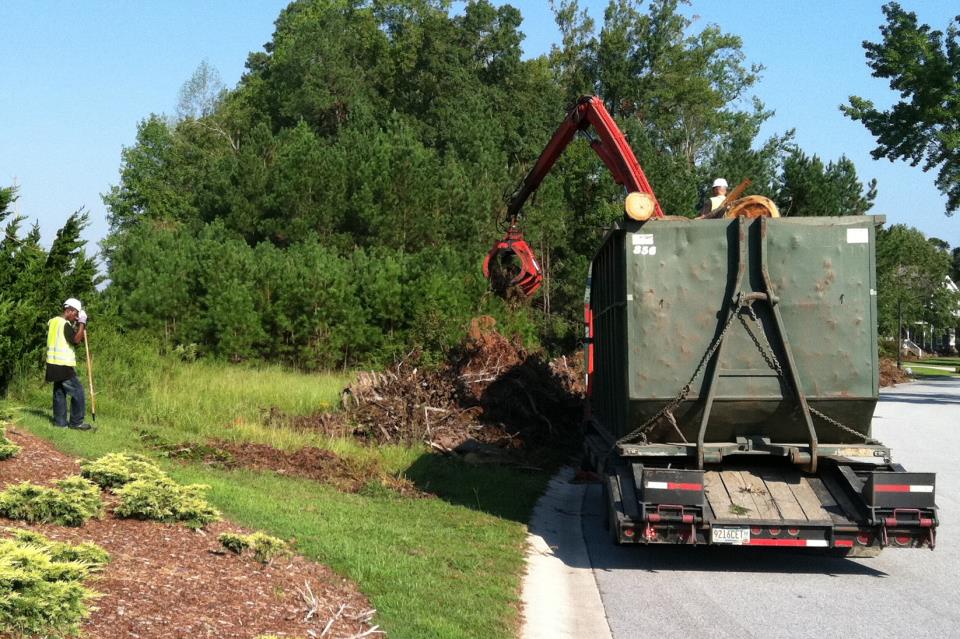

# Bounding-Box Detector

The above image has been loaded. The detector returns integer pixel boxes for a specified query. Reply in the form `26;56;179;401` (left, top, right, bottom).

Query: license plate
712;527;750;545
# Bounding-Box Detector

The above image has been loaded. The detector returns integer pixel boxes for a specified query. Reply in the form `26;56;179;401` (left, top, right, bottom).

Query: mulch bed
0;428;382;639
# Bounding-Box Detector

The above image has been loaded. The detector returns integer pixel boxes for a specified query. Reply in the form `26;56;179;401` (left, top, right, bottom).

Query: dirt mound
281;317;585;459
139;433;424;497
214;441;425;497
880;358;911;387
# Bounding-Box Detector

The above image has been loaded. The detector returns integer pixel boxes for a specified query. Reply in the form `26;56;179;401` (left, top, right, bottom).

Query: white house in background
902;275;959;356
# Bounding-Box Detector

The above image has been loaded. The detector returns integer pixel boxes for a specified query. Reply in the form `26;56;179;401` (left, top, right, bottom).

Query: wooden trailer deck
703;467;859;524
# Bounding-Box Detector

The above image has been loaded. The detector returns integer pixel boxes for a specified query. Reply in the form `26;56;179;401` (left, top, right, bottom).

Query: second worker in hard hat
45;298;92;431
698;178;728;218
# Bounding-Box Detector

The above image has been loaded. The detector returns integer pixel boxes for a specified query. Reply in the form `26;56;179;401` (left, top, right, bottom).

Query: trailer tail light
894;535;911;546
769;527;781;536
623;527;636;539
856;533;871;545
582;304;594;397
787;528;799;536
750;527;762;535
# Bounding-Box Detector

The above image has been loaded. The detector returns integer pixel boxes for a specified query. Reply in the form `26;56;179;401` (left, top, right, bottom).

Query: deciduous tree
842;2;960;214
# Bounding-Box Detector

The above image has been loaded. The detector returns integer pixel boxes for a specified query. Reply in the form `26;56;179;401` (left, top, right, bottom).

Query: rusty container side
589;215;879;445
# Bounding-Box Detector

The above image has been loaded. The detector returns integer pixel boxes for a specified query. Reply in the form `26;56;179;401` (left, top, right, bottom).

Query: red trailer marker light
623;527;636;539
768;527;781;536
787;528;800;536
750;527;762;535
856;533;871;545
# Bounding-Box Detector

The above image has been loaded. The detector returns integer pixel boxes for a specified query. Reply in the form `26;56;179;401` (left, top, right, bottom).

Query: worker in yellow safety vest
46;298;92;430
698;178;728;218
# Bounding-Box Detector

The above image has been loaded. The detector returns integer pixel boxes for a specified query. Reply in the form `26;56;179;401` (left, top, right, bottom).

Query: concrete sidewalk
521;467;611;639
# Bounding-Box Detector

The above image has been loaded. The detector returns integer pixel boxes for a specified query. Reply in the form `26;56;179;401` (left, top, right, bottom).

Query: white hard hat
712;178;729;189
63;298;83;312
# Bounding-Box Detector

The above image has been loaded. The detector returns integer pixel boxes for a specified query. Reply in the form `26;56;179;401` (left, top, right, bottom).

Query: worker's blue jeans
52;376;85;427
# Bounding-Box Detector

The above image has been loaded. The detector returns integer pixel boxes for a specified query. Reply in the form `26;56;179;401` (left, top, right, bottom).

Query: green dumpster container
587;215;880;447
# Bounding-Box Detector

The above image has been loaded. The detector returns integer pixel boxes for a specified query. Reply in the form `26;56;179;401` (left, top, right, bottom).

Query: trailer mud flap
864;472;936;508
635;466;706;507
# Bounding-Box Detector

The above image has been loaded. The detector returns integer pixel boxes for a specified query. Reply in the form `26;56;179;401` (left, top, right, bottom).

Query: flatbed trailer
586;437;937;554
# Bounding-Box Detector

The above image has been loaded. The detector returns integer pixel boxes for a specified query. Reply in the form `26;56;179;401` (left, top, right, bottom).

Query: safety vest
46;317;77;367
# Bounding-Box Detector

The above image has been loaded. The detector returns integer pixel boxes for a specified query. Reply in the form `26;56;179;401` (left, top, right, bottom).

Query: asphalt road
582;378;959;639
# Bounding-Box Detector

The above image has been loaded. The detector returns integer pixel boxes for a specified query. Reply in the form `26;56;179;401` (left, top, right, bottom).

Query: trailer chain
616;298;742;447
617;296;879;448
741;303;880;445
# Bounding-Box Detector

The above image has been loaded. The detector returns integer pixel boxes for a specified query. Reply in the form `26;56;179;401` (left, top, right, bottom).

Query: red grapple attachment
482;224;543;298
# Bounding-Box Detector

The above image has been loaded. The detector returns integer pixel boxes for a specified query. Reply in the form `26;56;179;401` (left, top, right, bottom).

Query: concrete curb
521;467;612;639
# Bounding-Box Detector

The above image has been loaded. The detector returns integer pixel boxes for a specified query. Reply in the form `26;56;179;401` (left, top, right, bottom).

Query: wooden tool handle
83;332;97;420
719;178;752;209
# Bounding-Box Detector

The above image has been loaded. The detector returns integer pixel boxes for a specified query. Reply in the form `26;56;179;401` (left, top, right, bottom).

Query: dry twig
297;581;321;622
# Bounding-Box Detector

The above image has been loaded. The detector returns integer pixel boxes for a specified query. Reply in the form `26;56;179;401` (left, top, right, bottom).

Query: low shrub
113;475;220;529
80;452;165;489
0;430;20;460
0;477;103;526
0;530;108;636
218;531;289;564
8;530;109;568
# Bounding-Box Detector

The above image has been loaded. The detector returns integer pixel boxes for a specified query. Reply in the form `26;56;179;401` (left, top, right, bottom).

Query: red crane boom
484;96;663;297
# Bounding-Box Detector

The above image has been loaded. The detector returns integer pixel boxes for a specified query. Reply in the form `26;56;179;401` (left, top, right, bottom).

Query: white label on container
870;288;877;296
633;245;657;256
847;228;868;244
626;294;634;301
632;234;655;245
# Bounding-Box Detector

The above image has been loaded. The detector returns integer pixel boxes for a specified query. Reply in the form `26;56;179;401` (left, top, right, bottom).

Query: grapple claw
482;225;543;298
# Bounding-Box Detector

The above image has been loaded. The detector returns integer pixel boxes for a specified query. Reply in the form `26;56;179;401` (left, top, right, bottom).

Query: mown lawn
901;357;960;378
7;342;550;639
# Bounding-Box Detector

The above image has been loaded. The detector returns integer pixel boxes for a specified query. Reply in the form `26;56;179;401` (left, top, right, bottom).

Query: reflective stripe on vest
46;317;76;367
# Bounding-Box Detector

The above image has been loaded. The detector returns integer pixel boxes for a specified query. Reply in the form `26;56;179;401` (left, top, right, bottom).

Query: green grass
5;336;550;638
923;356;960;367
900;357;960;378
905;365;960;378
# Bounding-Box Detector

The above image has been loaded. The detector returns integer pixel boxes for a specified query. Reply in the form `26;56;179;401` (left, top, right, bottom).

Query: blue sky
2;0;957;256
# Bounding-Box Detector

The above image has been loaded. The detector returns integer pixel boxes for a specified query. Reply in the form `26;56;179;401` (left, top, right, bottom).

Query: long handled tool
83;332;97;422
718;178;752;211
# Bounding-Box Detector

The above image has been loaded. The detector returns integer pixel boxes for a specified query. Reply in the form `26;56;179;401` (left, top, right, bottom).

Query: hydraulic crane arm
505;95;664;222
484;96;664;298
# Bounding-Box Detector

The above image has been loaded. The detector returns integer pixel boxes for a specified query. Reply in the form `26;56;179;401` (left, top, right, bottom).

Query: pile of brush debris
323;316;584;460
879;357;911;387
